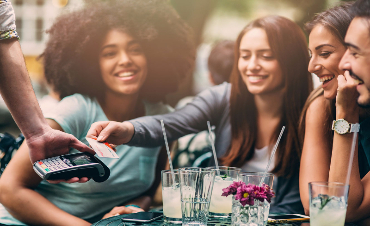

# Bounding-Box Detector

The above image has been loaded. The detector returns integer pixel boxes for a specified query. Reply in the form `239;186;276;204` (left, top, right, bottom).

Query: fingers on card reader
33;152;110;182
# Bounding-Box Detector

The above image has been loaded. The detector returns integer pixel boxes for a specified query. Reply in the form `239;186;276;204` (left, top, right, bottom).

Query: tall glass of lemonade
309;182;349;226
162;169;182;224
206;166;241;218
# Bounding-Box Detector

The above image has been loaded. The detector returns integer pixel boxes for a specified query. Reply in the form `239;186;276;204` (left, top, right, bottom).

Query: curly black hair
41;0;195;101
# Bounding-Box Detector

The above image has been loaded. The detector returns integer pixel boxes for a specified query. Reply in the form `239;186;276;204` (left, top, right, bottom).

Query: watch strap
350;123;360;133
332;119;360;134
331;120;335;130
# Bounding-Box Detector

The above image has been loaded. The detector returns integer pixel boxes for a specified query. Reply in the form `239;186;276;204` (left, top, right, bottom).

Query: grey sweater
129;82;304;214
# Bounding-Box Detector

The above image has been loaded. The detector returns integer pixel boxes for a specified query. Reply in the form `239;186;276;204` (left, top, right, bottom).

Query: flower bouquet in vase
222;173;274;226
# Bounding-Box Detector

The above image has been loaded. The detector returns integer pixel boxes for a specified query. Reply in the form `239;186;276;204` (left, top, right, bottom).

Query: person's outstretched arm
0;3;93;164
0;39;94;163
87;83;230;146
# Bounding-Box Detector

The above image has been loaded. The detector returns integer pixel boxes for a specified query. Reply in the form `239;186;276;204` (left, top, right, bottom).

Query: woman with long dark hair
88;15;313;214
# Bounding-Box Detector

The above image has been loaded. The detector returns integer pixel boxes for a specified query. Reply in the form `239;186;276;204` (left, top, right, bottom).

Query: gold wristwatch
332;119;360;135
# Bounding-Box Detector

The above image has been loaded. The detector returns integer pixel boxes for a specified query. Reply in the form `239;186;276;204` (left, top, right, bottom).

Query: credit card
86;137;119;159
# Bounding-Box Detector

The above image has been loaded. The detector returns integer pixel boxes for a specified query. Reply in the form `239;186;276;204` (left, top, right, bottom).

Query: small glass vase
231;196;270;226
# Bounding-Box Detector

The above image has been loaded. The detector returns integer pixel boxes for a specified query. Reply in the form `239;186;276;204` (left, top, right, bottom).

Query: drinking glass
179;167;216;226
232;172;274;226
309;182;349;226
162;169;182;224
206;166;241;218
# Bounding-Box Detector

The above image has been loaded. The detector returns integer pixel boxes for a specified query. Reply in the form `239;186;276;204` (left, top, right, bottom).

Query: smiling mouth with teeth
353;78;364;85
117;71;135;77
349;72;364;85
319;75;335;84
248;75;268;82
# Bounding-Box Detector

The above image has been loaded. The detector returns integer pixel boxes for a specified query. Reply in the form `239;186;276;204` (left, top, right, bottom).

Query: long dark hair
221;16;312;178
299;2;354;146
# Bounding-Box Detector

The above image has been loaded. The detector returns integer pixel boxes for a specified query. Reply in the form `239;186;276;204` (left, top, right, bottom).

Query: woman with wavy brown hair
0;0;195;225
87;15;312;214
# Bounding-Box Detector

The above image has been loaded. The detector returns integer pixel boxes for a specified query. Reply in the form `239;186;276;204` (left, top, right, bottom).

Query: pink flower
221;181;275;207
235;183;256;206
222;181;243;197
264;184;275;203
253;185;268;202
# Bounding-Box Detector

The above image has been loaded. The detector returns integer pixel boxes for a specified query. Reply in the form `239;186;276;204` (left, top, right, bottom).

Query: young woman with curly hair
87;15;313;214
0;0;194;225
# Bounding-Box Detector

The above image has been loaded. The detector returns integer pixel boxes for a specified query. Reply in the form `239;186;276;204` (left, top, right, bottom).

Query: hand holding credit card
86;137;119;159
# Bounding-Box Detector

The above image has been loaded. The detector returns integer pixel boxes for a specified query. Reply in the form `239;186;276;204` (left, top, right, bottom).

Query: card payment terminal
33;152;110;182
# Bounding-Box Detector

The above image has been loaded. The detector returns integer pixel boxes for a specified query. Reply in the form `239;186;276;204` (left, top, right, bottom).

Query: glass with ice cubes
206;166;241;218
162;169;182;224
309;182;349;226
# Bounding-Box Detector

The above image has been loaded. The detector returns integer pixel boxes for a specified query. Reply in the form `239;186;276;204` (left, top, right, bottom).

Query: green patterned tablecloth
92;214;309;226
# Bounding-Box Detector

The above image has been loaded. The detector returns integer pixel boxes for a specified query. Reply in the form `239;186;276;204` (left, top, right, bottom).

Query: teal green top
0;94;172;225
359;117;370;177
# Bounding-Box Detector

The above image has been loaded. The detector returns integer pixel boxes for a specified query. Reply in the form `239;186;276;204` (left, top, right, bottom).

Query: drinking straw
207;121;220;176
160;120;176;185
345;131;358;186
259;126;285;186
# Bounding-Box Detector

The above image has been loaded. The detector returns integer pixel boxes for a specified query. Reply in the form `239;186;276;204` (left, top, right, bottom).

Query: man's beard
349;70;370;107
358;98;370;108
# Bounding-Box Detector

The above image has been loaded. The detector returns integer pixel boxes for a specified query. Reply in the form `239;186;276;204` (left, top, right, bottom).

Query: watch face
334;119;350;134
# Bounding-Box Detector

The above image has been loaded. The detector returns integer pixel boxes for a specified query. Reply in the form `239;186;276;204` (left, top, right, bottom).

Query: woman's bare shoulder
306;95;329;120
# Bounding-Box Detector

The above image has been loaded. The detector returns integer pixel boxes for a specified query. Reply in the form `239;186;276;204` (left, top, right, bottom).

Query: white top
241;146;278;207
241;146;275;172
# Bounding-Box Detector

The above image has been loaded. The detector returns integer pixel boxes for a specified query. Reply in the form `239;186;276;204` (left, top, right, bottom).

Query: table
91;213;310;226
